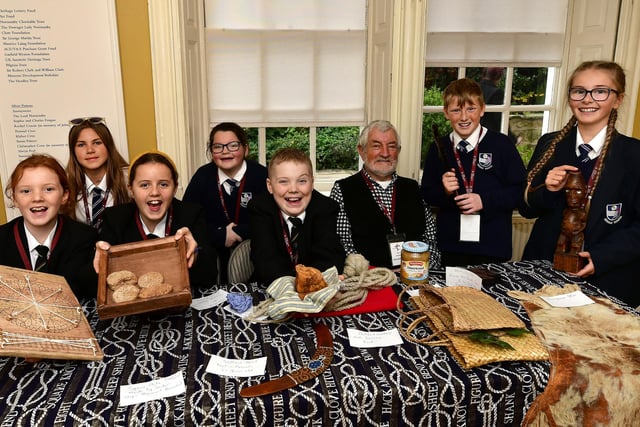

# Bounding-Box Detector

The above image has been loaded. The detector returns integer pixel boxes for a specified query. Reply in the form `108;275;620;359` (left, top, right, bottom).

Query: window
204;0;367;186
422;66;554;166
422;0;569;167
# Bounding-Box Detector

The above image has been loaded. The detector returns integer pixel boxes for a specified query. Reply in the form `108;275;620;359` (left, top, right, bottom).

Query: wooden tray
97;236;192;320
0;265;103;361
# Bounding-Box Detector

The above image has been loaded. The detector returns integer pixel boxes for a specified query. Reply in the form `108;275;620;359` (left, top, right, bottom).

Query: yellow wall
0;0;156;224
115;0;157;160
635;83;640;138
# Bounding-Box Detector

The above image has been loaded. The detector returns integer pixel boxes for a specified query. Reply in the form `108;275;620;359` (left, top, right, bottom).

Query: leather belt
240;323;333;398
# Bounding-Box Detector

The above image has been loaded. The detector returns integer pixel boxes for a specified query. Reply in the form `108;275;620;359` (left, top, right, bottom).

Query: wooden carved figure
553;171;587;273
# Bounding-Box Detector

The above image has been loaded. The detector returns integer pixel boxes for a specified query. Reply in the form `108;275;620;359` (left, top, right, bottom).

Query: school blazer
99;198;219;288
0;216;98;299
248;190;345;284
520;128;640;306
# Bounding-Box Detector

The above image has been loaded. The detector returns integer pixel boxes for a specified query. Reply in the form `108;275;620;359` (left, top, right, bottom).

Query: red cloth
294;286;400;318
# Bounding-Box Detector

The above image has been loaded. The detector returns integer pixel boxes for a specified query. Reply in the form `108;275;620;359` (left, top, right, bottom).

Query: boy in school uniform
248;148;345;284
420;78;526;266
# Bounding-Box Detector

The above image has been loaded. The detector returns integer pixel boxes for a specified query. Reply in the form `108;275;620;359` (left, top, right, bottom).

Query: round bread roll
112;284;140;303
139;282;173;299
137;271;164;288
106;270;138;290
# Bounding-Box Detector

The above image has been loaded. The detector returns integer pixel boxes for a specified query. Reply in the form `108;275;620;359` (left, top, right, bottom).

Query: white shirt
282;211;307;234
575;126;607;160
451;125;487;152
218;161;247;195
140;213;168;237
25;221;56;268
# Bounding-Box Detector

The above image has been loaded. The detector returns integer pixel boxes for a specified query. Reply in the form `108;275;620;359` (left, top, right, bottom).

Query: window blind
426;0;569;65
205;0;366;124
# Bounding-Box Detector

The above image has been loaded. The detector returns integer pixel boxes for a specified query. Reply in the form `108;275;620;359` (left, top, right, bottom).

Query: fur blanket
510;285;640;426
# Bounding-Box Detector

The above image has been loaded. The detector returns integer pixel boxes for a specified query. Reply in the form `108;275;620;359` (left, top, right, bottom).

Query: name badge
459;214;480;242
386;233;405;267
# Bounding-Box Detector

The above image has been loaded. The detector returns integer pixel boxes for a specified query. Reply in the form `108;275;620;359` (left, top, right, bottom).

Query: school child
0;154;98;298
96;151;218;288
520;61;640;307
183;122;267;282
421;78;526;266
66;117;130;230
248;148;345;284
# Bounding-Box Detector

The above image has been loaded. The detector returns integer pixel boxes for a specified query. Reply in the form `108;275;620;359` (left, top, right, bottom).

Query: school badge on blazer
478;153;493;170
240;192;252;208
605;203;622;224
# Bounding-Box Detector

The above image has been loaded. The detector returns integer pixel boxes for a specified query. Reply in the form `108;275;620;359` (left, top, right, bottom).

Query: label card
347;328;403;348
119;371;186;407
206;355;267;377
191;290;229;310
540;290;595;307
459;214;480;242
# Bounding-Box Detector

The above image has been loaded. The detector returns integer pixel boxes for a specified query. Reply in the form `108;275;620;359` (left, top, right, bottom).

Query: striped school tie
288;217;303;264
226;178;239;196
34;245;49;272
457;140;470;152
91;187;105;228
577;144;593;163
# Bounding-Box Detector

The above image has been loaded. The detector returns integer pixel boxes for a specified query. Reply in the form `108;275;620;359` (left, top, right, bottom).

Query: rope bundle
324;254;396;312
248;254;397;322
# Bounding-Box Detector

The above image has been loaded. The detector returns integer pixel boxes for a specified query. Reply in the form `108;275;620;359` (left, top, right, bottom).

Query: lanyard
135;205;174;239
360;170;397;233
582;155;603;213
217;175;246;224
451;128;483;194
279;214;297;267
14;216;63;270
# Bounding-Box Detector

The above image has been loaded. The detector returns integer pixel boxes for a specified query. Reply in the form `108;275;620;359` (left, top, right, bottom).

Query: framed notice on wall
0;0;127;220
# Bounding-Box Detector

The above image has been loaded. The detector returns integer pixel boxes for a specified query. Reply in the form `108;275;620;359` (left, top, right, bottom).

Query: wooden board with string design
0;265;103;361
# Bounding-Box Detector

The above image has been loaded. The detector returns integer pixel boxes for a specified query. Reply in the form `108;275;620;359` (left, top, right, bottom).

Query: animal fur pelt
509;285;640;426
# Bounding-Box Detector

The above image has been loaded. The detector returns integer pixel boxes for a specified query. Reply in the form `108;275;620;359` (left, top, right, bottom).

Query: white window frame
422;66;557;139
144;0;640;194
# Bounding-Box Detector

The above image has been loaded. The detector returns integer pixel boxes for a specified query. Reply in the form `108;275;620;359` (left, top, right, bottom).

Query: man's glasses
69;117;106;127
568;87;618;102
211;141;243;154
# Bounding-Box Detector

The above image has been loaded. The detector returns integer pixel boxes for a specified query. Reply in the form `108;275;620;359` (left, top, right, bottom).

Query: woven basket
398;285;549;369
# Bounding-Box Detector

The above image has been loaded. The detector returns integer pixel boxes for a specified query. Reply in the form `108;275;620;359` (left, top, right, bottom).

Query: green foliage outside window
246;126;359;170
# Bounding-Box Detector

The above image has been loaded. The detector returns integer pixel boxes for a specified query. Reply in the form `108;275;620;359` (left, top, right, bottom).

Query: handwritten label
445;267;483;289
191;290;228;310
540;290;594;307
347;328;403;348
119;371;186;407
206;355;267;377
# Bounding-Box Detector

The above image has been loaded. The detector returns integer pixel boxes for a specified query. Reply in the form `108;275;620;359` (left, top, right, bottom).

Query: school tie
34;245;49;272
146;233;159;239
577;144;596;178
226;178;239;196
577;144;593;163
457;140;470;153
288;217;303;264
91;187;105;228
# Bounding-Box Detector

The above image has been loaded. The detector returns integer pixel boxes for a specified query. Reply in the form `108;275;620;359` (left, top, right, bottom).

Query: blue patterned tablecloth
0;260;632;426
